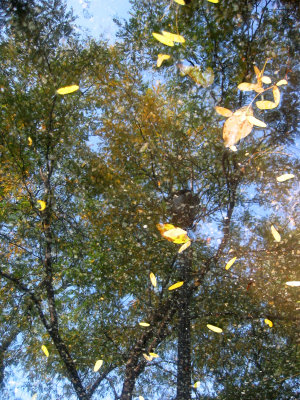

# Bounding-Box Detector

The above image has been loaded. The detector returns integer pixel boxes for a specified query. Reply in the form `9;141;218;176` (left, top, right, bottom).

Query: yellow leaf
223;106;253;147
254;65;261;80
273;86;280;106
28;137;33;146
174;0;185;4
168;281;184;291
139;396;145;400
225;257;237;270
150;272;157;287
156;223;175;234
56;85;79;95
152;32;174;47
93;359;103;372
157;54;170;67
229;145;237;152
41;345;49;357
271;225;281;242
276;174;294;182
238;82;259;91
143;353;152;361
276;79;288;86
178;240;191;253
261;76;272;84
256;100;277;110
207;0;219;2
264;319;273;328
215;106;233;117
139;322;150;327
285;281;300;287
246;116;267;128
37;200;46;211
193;381;200;388
207;324;223;333
162;31;185;43
149;352;159;358
162;227;188;241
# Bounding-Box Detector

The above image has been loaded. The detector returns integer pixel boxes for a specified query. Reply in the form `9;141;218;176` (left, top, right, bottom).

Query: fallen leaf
168;281;184;291
285;281;300;287
215;106;233;117
143;353;153;361
41;345;49;357
174;0;185;4
162;31;185;43
273;86;280;106
207;0;219;3
238;82;260;91
150;272;157;287
264;319;273;328
157;54;170;67
276;174;294;182
207;324;223;333
225;257;237;270
178;240;191;253
152;32;174;46
271;225;281;242
56;85;79;95
37;200;46;211
256;100;277;110
139;396;145;400
193;381;200;388
229;145;237;152
28;137;33;146
246;115;267;128
261;76;272;84
139;322;150;327
93;359;103;372
276;79;288;86
149;352;159;358
223;106;253;147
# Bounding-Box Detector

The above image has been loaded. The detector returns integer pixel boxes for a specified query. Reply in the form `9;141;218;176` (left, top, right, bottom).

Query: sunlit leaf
178;240;191;253
28;137;33;146
254;65;261;80
225;257;237;270
168;281;184;291
162;31;185;43
215;106;233;117
152;33;174;46
256;100;277;110
31;395;37;400
41;345;49;357
229;145;237;152
156;223;175;234
246;116;267;127
150;272;157;287
207;0;219;3
139;396;145;400
193;381;200;388
139;142;149;152
207;324;223;333
157;54;170;67
56;85;79;95
174;0;185;4
143;353;152;361
139;322;150;327
223;106;253;147
273;85;280;106
271;225;281;242
285;281;300;287
261;76;271;84
264;319;273;328
158;224;189;243
238;82;259;91
149;352;159;358
93;359;103;372
37;200;46;211
276;79;288;86
276;174;294;182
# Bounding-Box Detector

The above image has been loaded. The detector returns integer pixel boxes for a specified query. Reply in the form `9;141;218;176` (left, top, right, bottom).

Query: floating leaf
57;85;79;95
223;106;253;147
229;145;237;152
28;137;33;146
285;281;300;287
149;272;157;287
225;257;237;270
93;359;103;372
238;82;259;91
271;225;281;242
143;353;152;361
174;0;185;4
207;0;219;3
37;200;46;211
41;345;49;357
139;396;145;400
276;79;288;86
256;100;277;110
149;352;159;358
178;240;191;253
157;223;176;234
207;324;223;333
162;31;185;43
264;319;273;328
261;76;271;84
181;65;214;86
152;32;174;46
168;281;184;291
163;228;189;243
215;106;233;117
276;174;294;182
157;54;170;67
246;116;267;128
193;381;200;388
273;86;280;106
139;322;150;327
